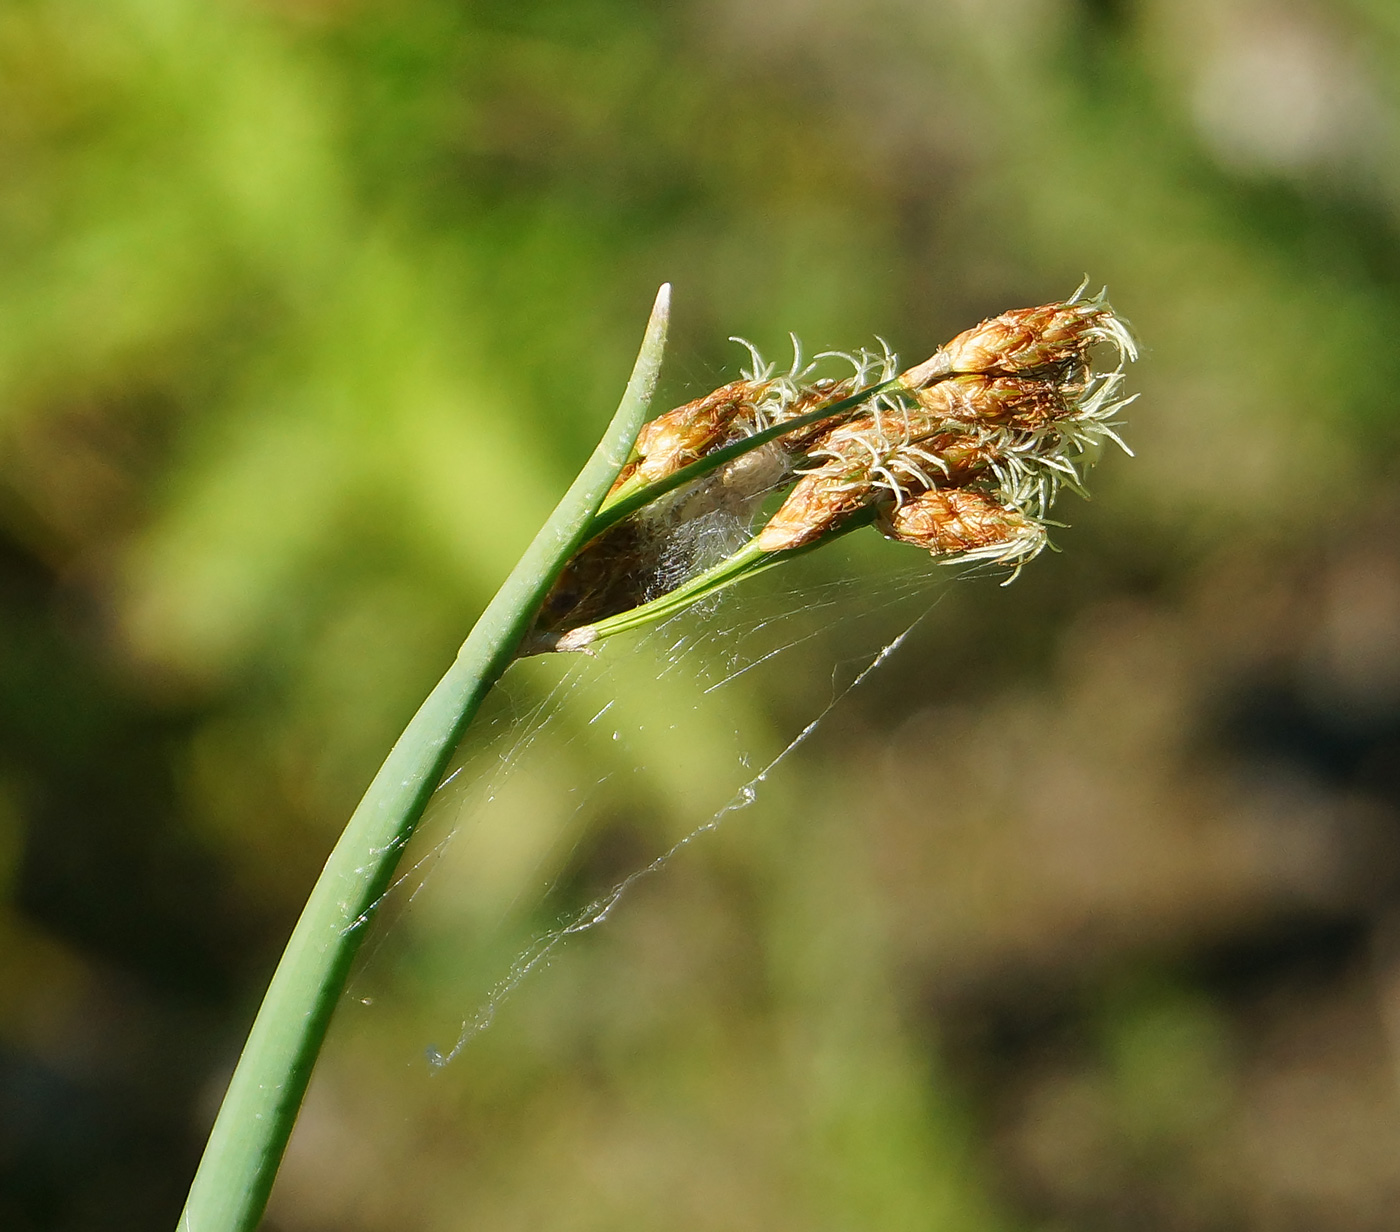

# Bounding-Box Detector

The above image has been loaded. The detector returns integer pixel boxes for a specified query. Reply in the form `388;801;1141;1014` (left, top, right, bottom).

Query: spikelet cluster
533;285;1135;641
758;287;1135;567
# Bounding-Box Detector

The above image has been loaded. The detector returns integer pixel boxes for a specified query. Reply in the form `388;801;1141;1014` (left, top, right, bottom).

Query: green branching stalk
177;286;671;1232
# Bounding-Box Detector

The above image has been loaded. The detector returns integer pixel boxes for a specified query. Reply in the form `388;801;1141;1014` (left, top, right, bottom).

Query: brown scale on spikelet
909;374;1069;430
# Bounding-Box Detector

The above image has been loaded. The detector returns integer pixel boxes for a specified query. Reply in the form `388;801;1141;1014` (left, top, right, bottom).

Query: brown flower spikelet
609;374;868;497
755;470;876;553
610;380;767;494
877;488;1042;559
900;299;1125;388
909;373;1068;429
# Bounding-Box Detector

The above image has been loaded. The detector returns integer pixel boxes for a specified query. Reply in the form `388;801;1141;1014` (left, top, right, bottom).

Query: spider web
351;549;943;1075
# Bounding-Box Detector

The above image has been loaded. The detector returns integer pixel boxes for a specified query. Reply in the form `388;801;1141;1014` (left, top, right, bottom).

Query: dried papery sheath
530;519;649;635
529;285;1135;653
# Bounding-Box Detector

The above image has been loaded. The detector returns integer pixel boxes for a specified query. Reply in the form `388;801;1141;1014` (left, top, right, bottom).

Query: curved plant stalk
177;285;671;1232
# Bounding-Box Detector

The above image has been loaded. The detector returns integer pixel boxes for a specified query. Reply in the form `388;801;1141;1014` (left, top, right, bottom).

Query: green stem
177;285;670;1232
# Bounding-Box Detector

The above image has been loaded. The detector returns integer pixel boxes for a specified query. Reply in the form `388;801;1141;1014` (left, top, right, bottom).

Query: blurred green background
5;0;1400;1228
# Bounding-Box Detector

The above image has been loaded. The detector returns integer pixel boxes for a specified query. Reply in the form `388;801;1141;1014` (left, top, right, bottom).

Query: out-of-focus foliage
4;0;1400;1228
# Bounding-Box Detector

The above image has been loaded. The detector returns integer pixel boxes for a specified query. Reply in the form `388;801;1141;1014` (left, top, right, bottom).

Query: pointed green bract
178;286;670;1232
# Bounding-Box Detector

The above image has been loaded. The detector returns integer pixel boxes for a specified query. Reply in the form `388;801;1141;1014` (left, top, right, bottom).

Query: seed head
531;283;1136;652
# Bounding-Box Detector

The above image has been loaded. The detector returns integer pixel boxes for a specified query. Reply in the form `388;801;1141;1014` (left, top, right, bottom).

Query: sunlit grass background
5;0;1400;1228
